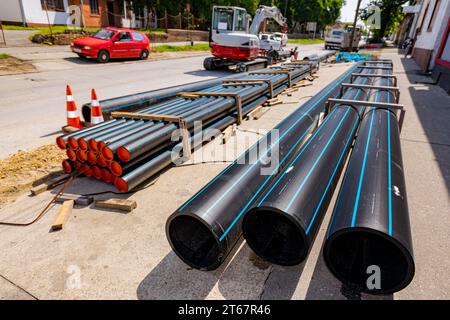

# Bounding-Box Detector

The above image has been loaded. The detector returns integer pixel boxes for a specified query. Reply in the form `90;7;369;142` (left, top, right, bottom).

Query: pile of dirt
0;145;65;208
0;56;36;76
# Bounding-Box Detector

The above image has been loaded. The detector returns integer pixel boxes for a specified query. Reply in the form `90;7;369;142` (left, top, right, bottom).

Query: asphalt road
0;43;324;159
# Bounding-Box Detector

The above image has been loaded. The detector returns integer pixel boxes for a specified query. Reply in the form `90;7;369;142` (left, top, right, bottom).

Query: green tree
360;0;408;42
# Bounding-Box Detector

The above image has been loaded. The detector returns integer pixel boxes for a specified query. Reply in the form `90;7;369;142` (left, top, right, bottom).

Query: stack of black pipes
56;60;321;192
167;60;414;294
166;62;366;270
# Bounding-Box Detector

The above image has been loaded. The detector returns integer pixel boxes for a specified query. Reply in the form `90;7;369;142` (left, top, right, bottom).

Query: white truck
325;26;361;51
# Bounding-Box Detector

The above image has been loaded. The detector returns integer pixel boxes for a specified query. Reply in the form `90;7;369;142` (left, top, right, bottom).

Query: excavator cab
205;5;288;72
212;6;248;33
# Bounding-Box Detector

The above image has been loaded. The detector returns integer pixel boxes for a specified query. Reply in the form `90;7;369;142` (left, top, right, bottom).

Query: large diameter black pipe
323;72;414;294
165;62;364;270
241;72;373;266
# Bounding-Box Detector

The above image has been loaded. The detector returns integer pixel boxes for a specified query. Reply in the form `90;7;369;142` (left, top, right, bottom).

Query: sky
340;0;371;23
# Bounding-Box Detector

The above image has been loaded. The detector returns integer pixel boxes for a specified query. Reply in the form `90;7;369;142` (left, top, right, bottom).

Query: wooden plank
94;198;137;213
55;193;93;206
61;125;79;133
247;106;264;120
265;100;283;107
30;174;70;196
51;200;74;231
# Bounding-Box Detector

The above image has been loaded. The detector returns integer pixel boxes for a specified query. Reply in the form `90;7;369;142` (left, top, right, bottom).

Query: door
111;32;132;58
107;1;115;26
130;32;146;57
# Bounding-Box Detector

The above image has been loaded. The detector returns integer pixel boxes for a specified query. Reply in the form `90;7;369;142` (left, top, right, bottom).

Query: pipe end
323;228;415;294
166;213;223;271
243;207;308;266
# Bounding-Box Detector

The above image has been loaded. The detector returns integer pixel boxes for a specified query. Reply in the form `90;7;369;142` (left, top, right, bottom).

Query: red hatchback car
70;27;150;63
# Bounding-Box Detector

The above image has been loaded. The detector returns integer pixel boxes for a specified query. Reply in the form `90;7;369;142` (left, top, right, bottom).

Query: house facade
411;0;450;92
0;0;127;28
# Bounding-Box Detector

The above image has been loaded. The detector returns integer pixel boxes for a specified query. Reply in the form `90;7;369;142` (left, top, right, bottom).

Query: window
213;8;233;31
117;32;131;42
90;0;99;15
92;29;115;40
40;0;65;12
132;32;145;41
417;1;430;34
427;0;441;32
234;9;247;32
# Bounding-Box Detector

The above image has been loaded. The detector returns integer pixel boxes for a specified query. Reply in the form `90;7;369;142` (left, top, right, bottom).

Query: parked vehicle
70;27;150;63
324;26;361;51
273;32;288;46
258;33;282;51
203;5;289;72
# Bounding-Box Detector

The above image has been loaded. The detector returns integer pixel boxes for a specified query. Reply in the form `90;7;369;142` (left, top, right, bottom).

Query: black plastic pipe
323;67;414;294
242;70;374;266
107;68;313;162
114;94;271;192
165;62;364;270
81;72;254;122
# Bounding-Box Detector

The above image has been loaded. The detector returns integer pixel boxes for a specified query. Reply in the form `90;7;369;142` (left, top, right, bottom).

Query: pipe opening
102;147;114;161
110;161;123;176
114;177;129;192
117;147;131;162
325;230;414;294
77;138;88;151
243;209;307;266
66;148;77;161
68;137;78;150
88;139;99;152
168;215;221;270
97;155;107;167
56;137;67;150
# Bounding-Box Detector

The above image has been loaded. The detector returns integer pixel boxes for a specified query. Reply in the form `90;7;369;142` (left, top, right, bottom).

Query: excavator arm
248;5;287;34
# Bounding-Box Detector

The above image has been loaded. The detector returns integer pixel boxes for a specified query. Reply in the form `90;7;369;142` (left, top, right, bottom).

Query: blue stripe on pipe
259;76;369;207
218;121;316;242
284;108;351;212
179;64;360;211
305;113;360;235
256;107;339;206
350;108;375;227
387;69;393;236
217;68;365;241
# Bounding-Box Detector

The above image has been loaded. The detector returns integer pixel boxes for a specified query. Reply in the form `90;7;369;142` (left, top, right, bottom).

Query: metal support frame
350;73;398;86
340;83;401;103
177;91;243;124
358;65;392;70
250;69;293;88
110;111;192;160
326;98;406;131
364;59;393;65
222;79;274;99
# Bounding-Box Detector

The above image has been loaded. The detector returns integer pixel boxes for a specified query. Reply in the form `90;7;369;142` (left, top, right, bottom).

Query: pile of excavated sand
0;144;65;208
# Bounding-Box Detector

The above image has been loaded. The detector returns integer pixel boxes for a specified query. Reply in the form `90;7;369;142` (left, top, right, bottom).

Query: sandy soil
0;57;36;76
0;144;65;208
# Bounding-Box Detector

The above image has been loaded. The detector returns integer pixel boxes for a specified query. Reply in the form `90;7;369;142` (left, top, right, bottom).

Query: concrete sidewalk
0;50;448;300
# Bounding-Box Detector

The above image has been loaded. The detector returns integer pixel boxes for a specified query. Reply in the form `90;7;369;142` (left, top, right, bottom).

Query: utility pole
350;0;362;52
283;0;289;17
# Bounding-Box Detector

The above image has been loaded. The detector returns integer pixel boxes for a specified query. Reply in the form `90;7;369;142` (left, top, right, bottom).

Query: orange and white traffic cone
66;85;82;129
90;88;104;125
